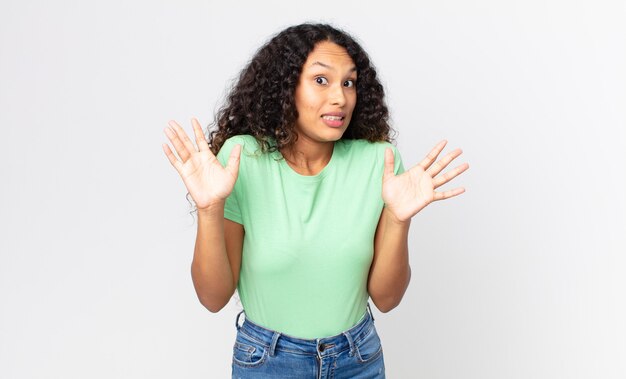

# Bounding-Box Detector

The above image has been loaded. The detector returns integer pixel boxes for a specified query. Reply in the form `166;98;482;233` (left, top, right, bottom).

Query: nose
330;84;346;107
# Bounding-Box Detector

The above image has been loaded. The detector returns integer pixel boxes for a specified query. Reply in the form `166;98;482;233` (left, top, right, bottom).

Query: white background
1;0;625;378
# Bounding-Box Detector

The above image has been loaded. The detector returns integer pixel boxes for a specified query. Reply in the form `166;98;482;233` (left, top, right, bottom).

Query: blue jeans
231;304;385;378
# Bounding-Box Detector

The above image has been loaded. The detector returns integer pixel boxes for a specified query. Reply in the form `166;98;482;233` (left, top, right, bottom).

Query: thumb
383;147;395;179
225;144;242;178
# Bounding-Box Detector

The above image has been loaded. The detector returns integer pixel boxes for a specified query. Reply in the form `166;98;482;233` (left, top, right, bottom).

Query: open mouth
321;115;344;121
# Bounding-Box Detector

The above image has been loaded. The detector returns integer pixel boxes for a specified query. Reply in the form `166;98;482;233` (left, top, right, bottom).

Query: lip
320;112;346;128
321;112;346;118
321;113;346;128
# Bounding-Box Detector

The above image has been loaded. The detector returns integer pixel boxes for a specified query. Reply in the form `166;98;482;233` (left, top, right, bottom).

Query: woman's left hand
382;140;469;223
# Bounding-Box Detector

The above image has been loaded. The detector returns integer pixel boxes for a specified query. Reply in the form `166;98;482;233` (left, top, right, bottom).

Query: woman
163;23;468;378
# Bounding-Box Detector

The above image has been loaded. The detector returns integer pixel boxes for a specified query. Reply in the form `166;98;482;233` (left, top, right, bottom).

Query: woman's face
293;41;357;144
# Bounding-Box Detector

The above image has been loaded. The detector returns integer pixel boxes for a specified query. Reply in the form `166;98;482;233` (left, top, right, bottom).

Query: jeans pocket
232;332;268;368
355;326;383;364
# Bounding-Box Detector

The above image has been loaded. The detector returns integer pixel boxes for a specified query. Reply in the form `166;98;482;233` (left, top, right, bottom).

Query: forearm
191;202;235;312
368;208;412;312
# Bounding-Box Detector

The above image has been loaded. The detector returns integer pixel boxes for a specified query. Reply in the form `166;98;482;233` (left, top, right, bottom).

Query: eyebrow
310;61;357;73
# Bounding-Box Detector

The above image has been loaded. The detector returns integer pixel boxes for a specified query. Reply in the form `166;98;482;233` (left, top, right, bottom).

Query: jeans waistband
234;304;376;358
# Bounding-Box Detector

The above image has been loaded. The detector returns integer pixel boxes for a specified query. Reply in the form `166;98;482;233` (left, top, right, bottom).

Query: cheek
347;93;357;112
296;90;319;115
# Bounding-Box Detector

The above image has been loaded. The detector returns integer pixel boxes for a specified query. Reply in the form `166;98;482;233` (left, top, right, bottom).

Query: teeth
322;115;343;121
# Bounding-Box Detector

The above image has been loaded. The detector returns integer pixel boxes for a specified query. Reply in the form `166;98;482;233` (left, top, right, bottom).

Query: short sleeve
216;138;243;224
381;143;405;209
391;144;405;175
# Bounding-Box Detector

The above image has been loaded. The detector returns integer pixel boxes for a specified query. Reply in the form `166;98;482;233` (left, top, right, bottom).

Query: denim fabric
231;305;385;379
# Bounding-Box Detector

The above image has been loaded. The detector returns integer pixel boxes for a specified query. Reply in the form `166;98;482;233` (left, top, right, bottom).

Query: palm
177;150;237;208
383;165;435;221
162;119;241;209
382;141;469;222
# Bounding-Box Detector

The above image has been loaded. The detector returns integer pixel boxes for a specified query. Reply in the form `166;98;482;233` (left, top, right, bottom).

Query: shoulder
217;135;281;177
220;135;262;154
336;138;404;174
217;134;272;161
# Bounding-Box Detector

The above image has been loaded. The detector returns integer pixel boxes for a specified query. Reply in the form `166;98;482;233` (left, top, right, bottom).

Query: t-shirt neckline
273;141;340;182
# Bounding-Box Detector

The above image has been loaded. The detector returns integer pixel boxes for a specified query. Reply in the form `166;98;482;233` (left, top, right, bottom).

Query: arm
162;118;243;313
368;141;469;313
191;206;244;313
367;207;412;313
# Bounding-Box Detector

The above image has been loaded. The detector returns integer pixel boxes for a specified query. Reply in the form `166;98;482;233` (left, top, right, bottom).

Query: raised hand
162;118;241;210
382;140;469;222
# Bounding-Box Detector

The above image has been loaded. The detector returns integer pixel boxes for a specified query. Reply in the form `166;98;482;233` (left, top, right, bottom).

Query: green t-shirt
216;135;404;338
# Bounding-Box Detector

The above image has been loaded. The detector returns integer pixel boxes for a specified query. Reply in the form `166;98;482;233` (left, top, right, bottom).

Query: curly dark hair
208;23;394;155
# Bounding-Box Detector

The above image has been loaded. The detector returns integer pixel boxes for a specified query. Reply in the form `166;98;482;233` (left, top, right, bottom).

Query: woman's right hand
162;118;241;210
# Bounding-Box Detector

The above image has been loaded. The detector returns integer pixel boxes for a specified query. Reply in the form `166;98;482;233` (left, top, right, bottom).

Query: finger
168;120;197;156
191;118;209;152
225;144;242;178
162;143;183;173
433;162;470;188
427;148;463;177
418;140;447;170
433;187;465;201
383;148;395;179
164;126;191;162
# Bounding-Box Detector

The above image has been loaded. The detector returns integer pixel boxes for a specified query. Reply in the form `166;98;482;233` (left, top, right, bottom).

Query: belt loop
235;310;245;331
269;332;281;357
343;330;356;357
367;302;375;322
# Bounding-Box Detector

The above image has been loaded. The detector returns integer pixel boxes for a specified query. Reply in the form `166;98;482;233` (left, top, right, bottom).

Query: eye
343;79;355;88
315;77;328;85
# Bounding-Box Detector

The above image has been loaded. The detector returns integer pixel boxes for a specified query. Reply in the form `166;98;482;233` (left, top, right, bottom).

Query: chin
296;123;348;144
321;129;346;142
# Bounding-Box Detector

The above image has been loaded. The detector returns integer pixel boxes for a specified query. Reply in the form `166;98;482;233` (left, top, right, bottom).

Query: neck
281;137;335;176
